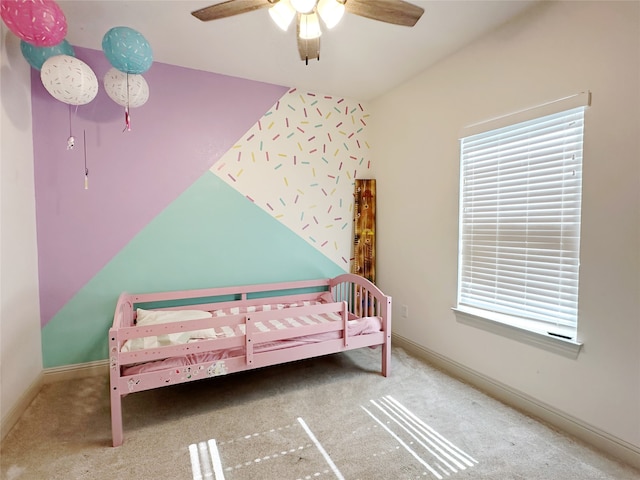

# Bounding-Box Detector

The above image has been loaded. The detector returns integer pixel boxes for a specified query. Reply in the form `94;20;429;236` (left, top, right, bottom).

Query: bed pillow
136;308;216;339
136;308;211;324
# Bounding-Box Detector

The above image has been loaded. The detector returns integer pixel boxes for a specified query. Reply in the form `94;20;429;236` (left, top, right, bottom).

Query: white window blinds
458;103;586;334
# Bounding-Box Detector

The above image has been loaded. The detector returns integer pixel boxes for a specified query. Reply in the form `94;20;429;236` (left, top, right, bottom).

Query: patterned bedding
121;301;382;375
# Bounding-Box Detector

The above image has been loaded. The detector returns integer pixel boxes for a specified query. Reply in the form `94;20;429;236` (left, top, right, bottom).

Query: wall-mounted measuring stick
352;179;376;285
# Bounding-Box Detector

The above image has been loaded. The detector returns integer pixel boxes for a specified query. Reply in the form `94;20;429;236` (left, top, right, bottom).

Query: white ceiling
57;0;539;101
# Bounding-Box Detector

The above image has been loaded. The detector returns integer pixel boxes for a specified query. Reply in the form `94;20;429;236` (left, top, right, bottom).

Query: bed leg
111;386;124;447
381;296;392;377
382;335;391;377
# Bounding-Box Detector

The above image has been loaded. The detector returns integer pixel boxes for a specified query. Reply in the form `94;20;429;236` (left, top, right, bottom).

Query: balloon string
83;130;88;190
123;106;131;132
67;105;79;150
68;104;79;135
122;73;131;132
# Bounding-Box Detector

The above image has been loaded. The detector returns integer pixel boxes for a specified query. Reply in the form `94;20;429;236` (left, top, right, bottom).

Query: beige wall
1;26;43;436
371;0;639;460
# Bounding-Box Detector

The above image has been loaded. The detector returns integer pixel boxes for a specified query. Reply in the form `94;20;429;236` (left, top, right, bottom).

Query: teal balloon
102;26;153;75
20;39;75;70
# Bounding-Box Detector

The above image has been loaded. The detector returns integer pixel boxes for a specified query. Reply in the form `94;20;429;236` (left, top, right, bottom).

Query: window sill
452;307;583;359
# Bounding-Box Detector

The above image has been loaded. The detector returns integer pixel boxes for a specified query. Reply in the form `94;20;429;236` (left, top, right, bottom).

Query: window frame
452;92;590;358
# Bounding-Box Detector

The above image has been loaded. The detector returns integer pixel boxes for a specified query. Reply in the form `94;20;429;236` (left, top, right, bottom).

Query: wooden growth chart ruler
352;179;376;284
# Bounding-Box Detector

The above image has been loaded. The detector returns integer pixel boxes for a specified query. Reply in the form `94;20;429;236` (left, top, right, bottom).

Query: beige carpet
1;347;638;479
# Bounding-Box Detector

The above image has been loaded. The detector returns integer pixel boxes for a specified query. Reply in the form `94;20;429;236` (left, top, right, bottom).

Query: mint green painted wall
42;172;344;367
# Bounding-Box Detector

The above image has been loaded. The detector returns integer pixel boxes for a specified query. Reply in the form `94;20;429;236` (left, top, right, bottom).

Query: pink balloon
0;0;67;47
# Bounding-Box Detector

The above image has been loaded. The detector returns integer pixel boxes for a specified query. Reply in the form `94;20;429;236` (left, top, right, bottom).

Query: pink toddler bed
109;273;392;446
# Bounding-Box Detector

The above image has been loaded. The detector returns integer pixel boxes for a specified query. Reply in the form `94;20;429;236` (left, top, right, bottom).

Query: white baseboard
392;334;640;471
0;372;43;443
43;359;109;384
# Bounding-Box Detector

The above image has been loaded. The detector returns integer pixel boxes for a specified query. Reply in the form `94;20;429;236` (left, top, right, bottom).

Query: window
455;93;590;350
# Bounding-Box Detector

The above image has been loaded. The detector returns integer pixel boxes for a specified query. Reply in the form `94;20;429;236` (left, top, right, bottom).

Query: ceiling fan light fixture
269;0;296;30
298;12;322;39
317;0;344;29
290;0;317;14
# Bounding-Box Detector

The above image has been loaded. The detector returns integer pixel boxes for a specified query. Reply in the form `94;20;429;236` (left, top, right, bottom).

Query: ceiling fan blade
192;0;272;21
296;16;321;64
344;0;424;27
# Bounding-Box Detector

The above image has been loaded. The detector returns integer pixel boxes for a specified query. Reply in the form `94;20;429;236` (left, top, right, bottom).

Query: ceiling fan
191;0;424;64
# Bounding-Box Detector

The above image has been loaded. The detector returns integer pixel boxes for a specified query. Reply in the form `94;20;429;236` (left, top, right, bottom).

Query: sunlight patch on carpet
189;439;225;480
188;395;478;479
361;395;478;479
189;419;335;480
297;417;345;480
